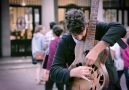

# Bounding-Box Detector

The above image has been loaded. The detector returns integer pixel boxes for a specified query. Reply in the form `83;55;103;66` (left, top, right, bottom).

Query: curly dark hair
65;9;86;34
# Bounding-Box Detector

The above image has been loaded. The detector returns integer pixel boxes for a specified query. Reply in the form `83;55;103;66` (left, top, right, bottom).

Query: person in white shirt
110;28;129;90
110;43;124;75
41;22;57;82
43;22;57;69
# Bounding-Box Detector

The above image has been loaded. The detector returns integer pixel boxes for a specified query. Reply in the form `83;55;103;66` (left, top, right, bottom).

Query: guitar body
69;41;109;90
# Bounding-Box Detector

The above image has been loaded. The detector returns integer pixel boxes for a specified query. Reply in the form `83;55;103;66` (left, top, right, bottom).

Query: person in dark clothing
50;9;126;90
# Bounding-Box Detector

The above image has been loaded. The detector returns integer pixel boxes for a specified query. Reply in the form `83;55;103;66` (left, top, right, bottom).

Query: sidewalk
0;57;57;90
0;57;128;90
0;56;36;70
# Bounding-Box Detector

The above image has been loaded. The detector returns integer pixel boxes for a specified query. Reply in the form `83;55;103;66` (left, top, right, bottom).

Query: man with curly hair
50;9;126;90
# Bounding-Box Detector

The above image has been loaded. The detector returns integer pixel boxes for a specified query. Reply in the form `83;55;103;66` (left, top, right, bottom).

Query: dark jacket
50;22;126;86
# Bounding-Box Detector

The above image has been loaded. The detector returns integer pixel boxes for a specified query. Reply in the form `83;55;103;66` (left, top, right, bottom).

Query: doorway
10;6;41;56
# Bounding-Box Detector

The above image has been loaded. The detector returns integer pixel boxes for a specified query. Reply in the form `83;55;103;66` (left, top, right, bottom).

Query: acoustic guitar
69;0;109;90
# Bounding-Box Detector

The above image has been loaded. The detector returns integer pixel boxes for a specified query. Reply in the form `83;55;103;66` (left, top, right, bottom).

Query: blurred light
21;0;26;6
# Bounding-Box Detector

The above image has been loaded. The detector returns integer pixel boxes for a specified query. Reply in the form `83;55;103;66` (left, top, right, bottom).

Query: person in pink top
121;37;129;90
45;25;63;90
111;28;129;90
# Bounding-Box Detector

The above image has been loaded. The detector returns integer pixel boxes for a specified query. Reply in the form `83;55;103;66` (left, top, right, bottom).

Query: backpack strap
117;38;127;49
105;47;121;90
106;47;114;64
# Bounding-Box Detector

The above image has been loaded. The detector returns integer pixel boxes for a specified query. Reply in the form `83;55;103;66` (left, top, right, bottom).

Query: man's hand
70;66;92;81
85;41;109;66
85;50;99;66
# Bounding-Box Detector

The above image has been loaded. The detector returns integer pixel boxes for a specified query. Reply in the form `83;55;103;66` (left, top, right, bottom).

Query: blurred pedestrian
32;25;46;85
111;28;129;90
42;22;57;81
121;37;129;90
44;22;57;55
45;25;64;90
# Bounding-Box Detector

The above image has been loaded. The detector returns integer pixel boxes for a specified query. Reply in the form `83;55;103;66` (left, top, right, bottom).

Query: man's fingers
81;66;92;70
81;76;91;82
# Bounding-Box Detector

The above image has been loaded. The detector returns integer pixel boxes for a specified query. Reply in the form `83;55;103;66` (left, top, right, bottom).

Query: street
0;57;128;90
0;57;57;90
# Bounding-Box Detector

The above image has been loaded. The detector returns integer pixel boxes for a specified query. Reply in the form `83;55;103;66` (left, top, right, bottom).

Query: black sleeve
50;35;72;84
95;21;126;46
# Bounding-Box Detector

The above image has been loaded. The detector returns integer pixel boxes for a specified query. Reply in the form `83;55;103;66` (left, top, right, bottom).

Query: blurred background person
110;27;129;90
44;22;57;54
120;27;129;90
45;25;63;90
43;22;57;68
42;22;57;81
32;25;46;85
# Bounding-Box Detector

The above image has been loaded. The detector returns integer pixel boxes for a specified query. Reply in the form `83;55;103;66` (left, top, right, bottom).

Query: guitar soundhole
76;63;82;67
91;64;98;74
94;65;98;71
83;50;90;56
95;86;96;90
92;64;98;70
97;74;99;78
99;75;104;85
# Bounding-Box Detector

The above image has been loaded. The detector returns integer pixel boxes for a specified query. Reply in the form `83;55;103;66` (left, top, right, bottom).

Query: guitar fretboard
84;0;100;51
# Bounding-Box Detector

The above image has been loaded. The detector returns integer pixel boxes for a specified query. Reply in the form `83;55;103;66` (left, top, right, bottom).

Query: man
50;9;126;90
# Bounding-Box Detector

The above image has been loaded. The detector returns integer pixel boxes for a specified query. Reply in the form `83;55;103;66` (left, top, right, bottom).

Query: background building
0;0;129;57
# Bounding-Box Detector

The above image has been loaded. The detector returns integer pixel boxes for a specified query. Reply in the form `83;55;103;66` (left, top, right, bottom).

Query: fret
90;12;98;15
91;28;96;31
91;1;99;5
89;26;96;30
91;6;99;9
89;19;97;22
90;15;98;19
89;20;97;24
90;13;98;16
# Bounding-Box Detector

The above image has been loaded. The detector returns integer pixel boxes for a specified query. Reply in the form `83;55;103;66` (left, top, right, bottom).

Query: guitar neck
84;0;100;51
